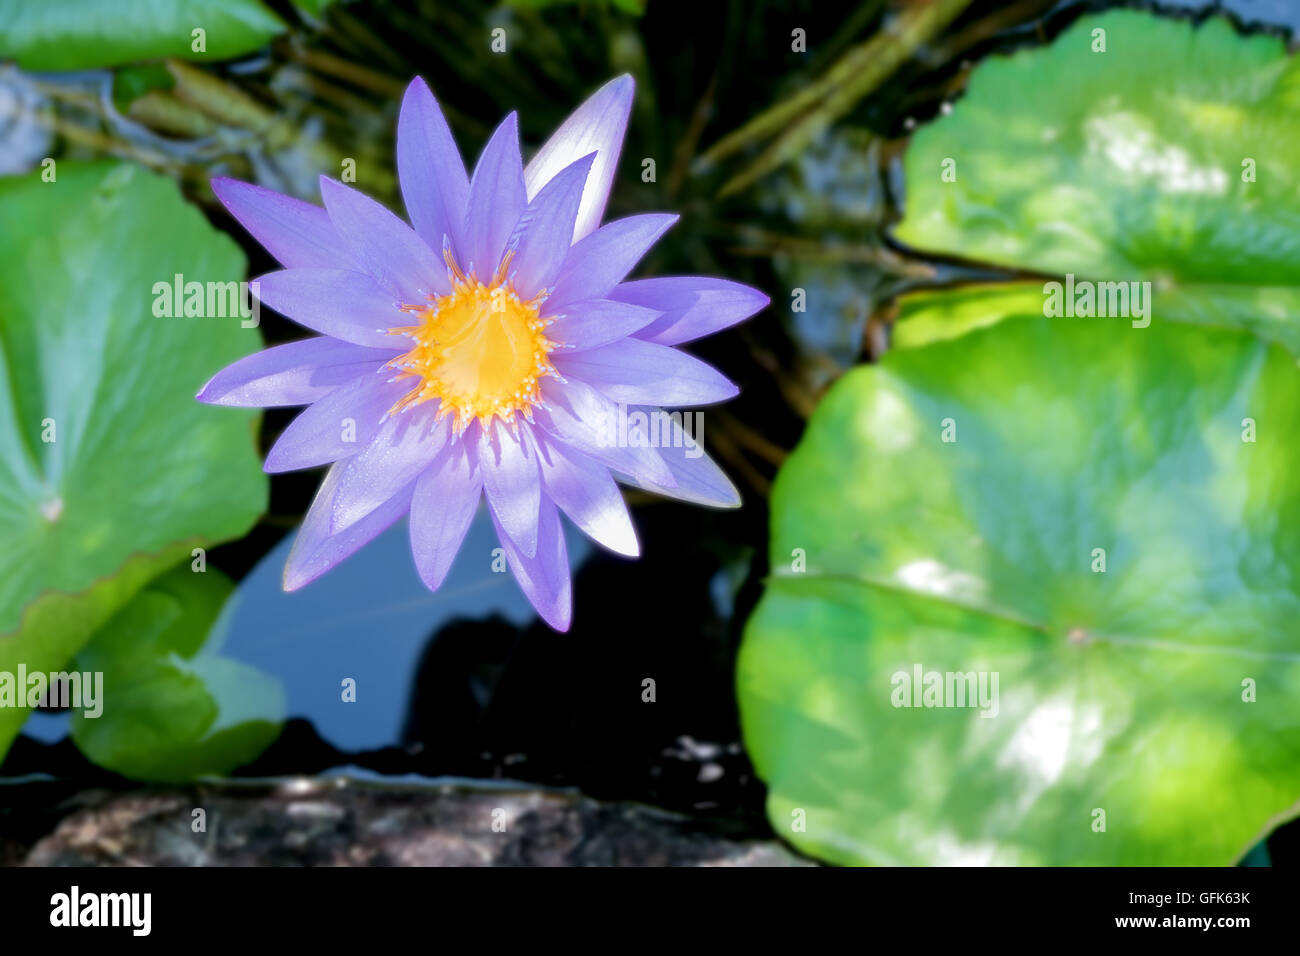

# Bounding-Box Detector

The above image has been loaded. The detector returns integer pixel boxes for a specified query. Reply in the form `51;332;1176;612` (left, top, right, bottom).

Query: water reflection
208;508;592;753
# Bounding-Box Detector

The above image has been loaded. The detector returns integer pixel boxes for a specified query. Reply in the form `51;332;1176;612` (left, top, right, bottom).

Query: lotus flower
198;76;767;630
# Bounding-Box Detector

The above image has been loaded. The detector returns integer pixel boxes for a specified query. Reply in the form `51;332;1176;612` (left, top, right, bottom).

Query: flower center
387;250;558;431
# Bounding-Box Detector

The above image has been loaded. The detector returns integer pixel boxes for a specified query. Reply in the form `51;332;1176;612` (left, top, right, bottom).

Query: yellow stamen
386;249;558;433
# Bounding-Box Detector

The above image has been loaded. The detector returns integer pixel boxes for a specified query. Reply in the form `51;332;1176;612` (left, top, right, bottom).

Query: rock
21;778;813;867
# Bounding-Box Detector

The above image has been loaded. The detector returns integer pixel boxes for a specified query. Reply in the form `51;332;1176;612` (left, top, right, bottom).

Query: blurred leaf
739;307;1300;865
70;566;284;782
740;10;1300;865
890;284;1045;349
894;10;1300;351
111;64;176;114
506;0;645;13
0;0;286;71
709;0;970;197
293;0;337;16
0;161;267;759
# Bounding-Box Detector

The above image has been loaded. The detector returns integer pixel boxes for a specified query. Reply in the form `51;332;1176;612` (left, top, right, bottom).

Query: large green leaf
738;305;1300;865
0;0;285;71
894;10;1300;353
740;9;1300;865
0;161;266;757
70;566;284;782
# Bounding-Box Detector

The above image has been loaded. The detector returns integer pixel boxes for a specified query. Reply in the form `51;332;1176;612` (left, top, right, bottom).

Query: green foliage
896;10;1300;352
0;0;286;70
110;64;176;114
71;567;284;782
0;162;267;760
507;0;646;14
739;11;1300;864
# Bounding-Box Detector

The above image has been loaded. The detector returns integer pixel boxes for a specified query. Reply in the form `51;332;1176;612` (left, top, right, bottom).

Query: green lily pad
894;10;1300;353
738;304;1300;865
0;0;285;71
70;566;284;782
738;8;1300;865
0;161;266;758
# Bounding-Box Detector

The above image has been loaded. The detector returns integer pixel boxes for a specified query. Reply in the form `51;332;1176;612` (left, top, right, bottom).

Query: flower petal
547;213;677;311
535;432;638;557
283;463;415;591
197;338;396;407
490;495;572;631
409;438;482;591
524;74;633;243
320;176;447;300
463;112;527;279
532;378;675;488
617;411;741;508
555;338;738;406
330;410;450;533
479;421;541;558
397;77;470;260
508;152;595;298
211;177;351;270
547;298;660;352
254;268;407;348
614;277;769;345
264;373;412;473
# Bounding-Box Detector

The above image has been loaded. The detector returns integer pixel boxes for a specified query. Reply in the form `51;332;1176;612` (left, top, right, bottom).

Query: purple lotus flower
198;76;767;630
